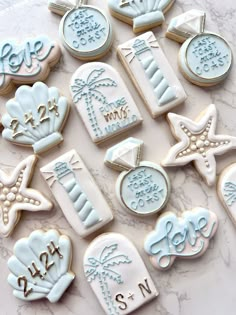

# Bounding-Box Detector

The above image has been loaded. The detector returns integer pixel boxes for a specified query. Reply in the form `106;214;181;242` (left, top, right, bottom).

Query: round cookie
178;32;233;86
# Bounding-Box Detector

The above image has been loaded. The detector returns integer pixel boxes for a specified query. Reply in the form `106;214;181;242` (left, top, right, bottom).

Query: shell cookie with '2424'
108;0;175;33
8;229;75;302
105;137;171;216
0;36;61;95
2;82;70;154
84;232;158;315
70;63;143;144
144;207;218;270
0;155;53;238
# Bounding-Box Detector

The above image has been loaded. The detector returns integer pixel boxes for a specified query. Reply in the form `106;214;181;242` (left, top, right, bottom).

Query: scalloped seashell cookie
108;0;175;33
8;229;75;302
2;82;70;154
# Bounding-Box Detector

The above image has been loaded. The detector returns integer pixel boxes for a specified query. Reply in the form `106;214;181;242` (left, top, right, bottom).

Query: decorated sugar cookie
144;207;218;270
166;10;233;86
70;63;143;144
0;36;61;95
0;156;52;238
8;229;75;302
105;138;170;216
2;82;70;154
118;32;187;118
218;163;236;227
49;0;113;60
162;104;236;186
40;150;113;238
84;232;158;314
108;0;175;33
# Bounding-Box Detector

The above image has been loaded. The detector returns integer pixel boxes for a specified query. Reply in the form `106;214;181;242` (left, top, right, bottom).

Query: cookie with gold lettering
2;82;70;154
105;137;170;216
8;229;75;302
84;232;158;314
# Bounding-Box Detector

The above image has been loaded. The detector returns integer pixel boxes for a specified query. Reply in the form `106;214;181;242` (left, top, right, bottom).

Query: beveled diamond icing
105;137;143;171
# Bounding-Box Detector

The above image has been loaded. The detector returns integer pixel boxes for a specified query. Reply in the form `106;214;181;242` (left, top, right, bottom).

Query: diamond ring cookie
70;63;143;144
0;156;52;238
117;32;187;118
0;36;61;95
166;10;233;86
40;149;113;238
162;104;236;186
2;82;70;154
144;207;218;270
8;229;75;302
49;0;113;60
218;163;236;227
108;0;175;33
84;232;158;314
105;137;170;216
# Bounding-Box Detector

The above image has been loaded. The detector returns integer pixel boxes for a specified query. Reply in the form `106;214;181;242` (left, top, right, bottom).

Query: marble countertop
0;0;236;314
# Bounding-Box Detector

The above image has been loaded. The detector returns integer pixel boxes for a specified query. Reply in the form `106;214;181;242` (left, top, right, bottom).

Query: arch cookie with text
70;63;143;143
0;36;61;95
105;137;170;216
108;0;175;33
166;10;233;86
40;149;113;238
8;229;75;302
0;156;52;238
218;163;236;227
162;104;236;186
144;207;218;270
117;32;187;118
2;82;70;154
84;232;158;314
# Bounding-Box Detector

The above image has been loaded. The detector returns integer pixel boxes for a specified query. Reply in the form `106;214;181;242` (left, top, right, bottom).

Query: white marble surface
0;0;236;314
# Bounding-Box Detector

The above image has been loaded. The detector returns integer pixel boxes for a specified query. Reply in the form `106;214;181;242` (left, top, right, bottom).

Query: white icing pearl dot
183;151;187;155
187;132;191;137
4;213;8;218
191;145;197;151
7;192;16;202
206;127;209;131
18;178;22;182
200;148;205;153
204;140;210;146
30;199;35;204
179;153;183;157
215;142;219;146
0;194;6;201
210;143;214;147
16;182;21;187
3;208;8;213
200;135;205;141
0;183;3;188
191;136;197;142
35;201;40;206
202;153;206;157
24;198;29;203
203;132;208;136
225;141;229;144
187;149;191;153
2;188;9;194
19;173;23;178
11;187;18;193
4;200;10;207
181;124;184;129
16;195;23;202
196;140;204;148
220;141;224;145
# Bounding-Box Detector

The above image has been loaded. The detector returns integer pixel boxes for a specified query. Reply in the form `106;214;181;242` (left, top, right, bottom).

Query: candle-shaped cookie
105;137;170;216
40;149;113;237
117;32;187;118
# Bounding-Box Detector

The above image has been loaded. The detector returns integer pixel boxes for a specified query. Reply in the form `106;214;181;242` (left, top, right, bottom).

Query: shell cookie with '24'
162;104;236;186
218;163;236;227
40;150;113;238
0;36;61;95
70;63;143;144
2;82;70;154
108;0;175;33
144;207;218;270
8;229;75;302
50;1;113;60
84;233;158;315
105;137;170;216
0;156;52;238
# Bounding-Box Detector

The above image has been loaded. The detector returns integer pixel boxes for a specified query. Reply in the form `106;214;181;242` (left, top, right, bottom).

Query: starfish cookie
0;155;53;237
162;104;236;186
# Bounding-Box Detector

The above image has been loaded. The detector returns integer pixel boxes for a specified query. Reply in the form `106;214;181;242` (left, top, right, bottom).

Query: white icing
70;62;143;143
2;82;70;154
0;155;53;238
108;0;175;32
8;229;75;302
117;32;187;118
84;232;158;315
162;104;236;186
40;149;113;238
